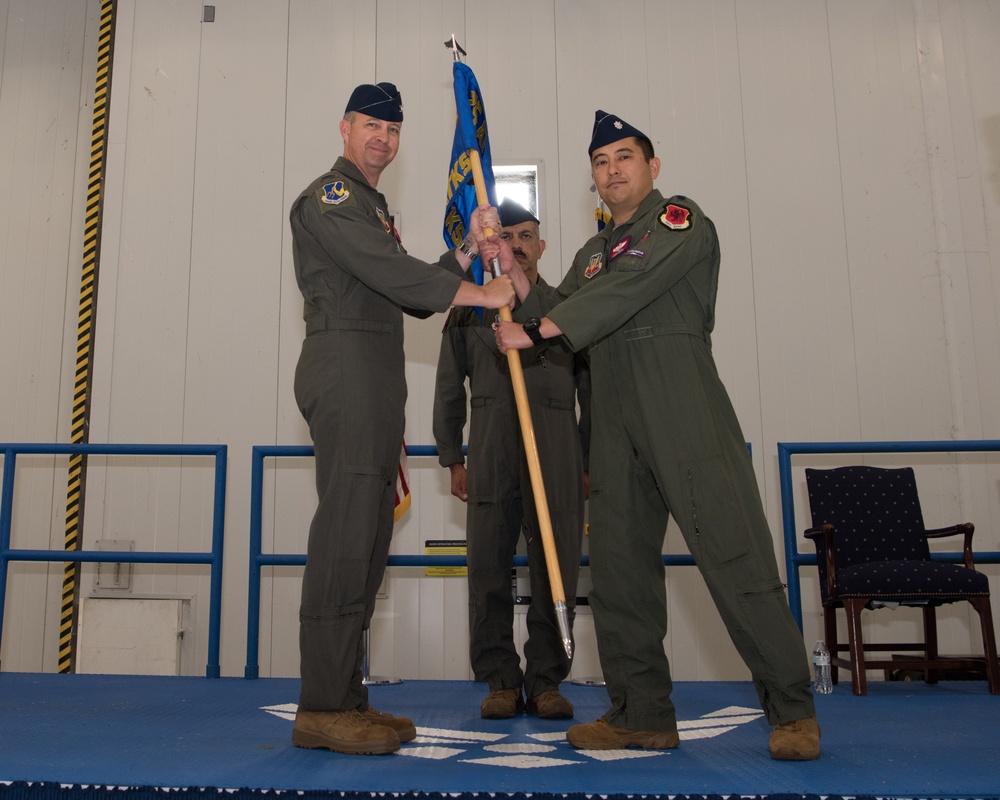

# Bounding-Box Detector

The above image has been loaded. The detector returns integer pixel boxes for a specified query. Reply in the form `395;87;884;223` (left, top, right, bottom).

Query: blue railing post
0;448;18;657
0;443;227;678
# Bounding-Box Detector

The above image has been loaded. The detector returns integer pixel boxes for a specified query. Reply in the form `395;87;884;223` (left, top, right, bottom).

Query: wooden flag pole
466;148;572;659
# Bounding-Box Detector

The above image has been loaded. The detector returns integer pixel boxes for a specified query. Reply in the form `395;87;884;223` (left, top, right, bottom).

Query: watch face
523;318;543;344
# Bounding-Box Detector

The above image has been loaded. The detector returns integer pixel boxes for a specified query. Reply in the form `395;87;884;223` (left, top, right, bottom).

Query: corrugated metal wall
1;0;998;682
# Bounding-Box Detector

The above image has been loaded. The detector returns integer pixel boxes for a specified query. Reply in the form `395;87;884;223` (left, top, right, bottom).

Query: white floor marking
459;754;583;768
485;742;556;753
577;749;666;762
260;700;763;767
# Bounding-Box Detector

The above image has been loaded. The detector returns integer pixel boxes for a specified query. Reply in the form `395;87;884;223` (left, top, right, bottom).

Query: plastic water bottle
812;640;833;694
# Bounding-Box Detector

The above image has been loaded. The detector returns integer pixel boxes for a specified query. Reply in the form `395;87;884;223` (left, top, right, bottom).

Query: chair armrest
804;523;839;599
925;522;976;569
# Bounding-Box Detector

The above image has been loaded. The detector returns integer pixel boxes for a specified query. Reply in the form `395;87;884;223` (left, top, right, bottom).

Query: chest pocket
608;233;653;273
611;251;651;273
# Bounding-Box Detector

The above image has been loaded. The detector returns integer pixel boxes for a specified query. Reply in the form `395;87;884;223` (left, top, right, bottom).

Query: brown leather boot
769;716;821;760
567;717;680;750
480;687;525;719
360;706;417;743
527;689;574;719
292;709;399;755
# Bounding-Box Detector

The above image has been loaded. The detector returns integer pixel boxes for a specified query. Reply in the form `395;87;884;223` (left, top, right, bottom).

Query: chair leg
843;598;868;695
969;597;1000;695
922;605;939;685
824;604;840;685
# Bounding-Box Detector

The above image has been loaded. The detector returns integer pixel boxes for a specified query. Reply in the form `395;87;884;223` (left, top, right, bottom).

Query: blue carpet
0;673;997;799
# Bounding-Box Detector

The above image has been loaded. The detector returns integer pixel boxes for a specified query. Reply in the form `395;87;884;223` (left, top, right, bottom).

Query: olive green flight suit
433;289;590;699
290;156;465;713
517;189;814;731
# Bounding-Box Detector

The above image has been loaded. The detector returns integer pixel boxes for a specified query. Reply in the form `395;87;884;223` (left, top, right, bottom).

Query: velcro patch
609;235;631;261
320;181;350;205
659;203;692;231
376;208;392;235
584;253;603;279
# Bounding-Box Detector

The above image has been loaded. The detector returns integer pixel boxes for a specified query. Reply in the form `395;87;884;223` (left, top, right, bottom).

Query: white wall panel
87;0;211;667
0;0;101;671
955;0;1000;579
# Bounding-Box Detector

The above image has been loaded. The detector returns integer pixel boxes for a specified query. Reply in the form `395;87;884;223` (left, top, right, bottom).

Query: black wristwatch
522;317;545;346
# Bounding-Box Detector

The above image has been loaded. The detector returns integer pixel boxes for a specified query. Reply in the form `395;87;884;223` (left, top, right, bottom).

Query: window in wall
493;163;539;220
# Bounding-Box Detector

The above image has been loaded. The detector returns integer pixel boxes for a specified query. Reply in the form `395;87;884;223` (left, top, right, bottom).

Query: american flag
393;440;411;522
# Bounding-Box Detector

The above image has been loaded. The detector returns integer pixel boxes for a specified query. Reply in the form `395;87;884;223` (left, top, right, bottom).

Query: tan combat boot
567;717;680;750
360;706;417;742
480;687;525;719
769;716;821;760
527;689;574;719
292;709;399;755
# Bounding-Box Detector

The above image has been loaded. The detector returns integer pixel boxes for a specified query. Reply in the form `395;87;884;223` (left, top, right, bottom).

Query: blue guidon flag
443;61;497;289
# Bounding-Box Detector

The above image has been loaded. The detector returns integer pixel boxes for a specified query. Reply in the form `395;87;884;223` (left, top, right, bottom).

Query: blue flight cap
498;198;539;227
344;82;404;122
588;109;651;156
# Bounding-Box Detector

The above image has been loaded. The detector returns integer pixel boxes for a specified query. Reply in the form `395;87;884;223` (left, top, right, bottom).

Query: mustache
512;248;527;259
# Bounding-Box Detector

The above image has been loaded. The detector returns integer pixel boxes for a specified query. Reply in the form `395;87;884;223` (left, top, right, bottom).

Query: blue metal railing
778;439;1000;627
243;444;762;678
0;443;228;677
244;443;731;678
245;445;497;678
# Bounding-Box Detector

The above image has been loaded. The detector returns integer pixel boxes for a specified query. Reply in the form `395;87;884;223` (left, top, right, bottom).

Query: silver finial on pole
555;600;573;659
444;34;467;61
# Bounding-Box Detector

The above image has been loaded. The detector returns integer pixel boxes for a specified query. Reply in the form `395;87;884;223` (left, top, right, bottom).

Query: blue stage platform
1;673;997;800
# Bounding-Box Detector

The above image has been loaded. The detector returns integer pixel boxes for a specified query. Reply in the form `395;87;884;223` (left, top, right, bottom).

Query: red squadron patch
659;203;692;231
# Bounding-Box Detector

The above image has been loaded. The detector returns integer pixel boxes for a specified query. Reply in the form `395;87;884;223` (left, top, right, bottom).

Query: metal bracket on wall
94;539;134;593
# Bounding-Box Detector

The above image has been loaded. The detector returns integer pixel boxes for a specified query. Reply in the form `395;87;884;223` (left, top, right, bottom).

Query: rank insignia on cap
321;181;350;205
584;252;603;279
589;109;652;156
659;203;691;230
609;236;631;261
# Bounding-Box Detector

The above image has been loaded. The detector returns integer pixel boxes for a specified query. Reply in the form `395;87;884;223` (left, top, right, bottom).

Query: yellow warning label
424;539;467;577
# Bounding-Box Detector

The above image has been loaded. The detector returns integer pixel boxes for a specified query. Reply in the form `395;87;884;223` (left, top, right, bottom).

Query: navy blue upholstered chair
804;465;1000;695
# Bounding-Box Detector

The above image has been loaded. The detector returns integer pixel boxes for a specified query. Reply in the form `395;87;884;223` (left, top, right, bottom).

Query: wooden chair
803;465;1000;695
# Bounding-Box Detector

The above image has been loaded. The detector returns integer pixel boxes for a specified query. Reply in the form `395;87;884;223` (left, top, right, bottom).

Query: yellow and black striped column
59;0;117;674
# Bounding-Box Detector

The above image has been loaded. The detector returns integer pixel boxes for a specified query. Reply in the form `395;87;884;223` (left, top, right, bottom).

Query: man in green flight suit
490;111;820;760
433;198;590;720
288;82;514;756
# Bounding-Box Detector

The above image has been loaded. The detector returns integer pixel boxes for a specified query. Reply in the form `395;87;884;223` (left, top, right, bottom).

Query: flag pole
446;38;572;659
469;151;572;661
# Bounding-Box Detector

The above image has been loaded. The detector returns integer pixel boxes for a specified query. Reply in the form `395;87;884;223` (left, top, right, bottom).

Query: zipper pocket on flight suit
687;467;700;535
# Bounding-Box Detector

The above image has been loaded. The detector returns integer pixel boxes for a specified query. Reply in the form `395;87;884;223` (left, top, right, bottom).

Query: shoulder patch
659;203;692;231
584;252;603;279
316;181;354;213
